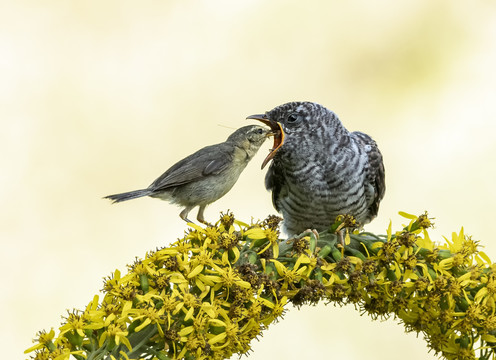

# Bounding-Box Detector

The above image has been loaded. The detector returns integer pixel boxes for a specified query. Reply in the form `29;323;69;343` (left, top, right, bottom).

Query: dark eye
287;113;300;124
256;128;264;134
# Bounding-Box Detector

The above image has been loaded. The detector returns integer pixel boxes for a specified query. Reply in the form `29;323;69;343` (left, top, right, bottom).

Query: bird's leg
196;205;210;225
179;206;194;223
337;229;345;246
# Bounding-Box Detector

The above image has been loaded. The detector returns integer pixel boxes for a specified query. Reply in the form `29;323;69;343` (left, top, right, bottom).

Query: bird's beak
247;114;285;169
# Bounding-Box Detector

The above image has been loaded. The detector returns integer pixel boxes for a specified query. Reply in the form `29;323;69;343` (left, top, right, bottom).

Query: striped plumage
262;102;385;236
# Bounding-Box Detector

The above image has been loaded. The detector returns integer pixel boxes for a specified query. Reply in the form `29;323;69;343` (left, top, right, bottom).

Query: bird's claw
290;229;319;242
199;219;214;227
303;228;320;240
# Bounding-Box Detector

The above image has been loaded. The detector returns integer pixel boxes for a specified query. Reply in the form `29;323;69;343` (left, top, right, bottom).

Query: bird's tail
104;189;152;203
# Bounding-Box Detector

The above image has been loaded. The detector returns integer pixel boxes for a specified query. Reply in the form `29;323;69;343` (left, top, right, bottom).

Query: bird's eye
256;128;264;134
287;113;300;124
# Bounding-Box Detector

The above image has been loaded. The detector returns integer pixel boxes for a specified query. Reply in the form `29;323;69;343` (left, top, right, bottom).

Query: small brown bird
105;125;271;223
248;101;385;236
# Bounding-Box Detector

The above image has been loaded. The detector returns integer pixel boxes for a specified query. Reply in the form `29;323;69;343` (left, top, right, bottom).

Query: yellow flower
444;228;465;253
271;259;307;290
98;323;131;350
58;310;103;338
24;329;56;353
247;227;281;258
244;227;266;240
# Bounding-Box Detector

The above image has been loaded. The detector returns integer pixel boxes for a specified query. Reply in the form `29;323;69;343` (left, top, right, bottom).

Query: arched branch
26;212;496;360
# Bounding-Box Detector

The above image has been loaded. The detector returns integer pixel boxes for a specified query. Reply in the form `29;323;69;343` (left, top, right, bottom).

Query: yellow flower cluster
25;211;496;360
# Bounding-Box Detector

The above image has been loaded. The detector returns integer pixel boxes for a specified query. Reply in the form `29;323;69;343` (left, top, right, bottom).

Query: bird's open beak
247;114;285;169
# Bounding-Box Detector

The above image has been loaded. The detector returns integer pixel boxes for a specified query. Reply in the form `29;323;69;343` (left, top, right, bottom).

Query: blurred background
2;1;496;359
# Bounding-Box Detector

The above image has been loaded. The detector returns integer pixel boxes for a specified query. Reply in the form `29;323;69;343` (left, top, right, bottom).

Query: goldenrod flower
25;211;496;360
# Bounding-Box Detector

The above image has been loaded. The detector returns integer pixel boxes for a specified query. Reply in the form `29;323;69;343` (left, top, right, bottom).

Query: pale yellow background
3;1;496;359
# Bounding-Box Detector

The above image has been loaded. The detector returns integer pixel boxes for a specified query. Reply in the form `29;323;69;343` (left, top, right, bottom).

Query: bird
104;125;271;224
247;101;385;236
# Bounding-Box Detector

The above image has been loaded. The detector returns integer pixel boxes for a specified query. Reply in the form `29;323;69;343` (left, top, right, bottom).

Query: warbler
105;125;271;223
248;101;385;236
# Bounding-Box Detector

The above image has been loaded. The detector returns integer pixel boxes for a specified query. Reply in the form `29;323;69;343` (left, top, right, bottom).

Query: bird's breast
272;146;371;233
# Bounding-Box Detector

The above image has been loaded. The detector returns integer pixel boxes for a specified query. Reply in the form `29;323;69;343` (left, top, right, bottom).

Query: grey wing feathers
265;161;286;212
353;131;386;217
203;157;230;175
368;148;385;216
149;143;233;191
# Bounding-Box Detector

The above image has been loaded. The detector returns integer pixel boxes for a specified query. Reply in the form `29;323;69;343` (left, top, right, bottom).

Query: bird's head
247;101;334;169
227;125;273;159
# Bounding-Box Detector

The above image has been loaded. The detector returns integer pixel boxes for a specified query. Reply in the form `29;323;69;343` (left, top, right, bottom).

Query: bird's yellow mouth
247;114;285;169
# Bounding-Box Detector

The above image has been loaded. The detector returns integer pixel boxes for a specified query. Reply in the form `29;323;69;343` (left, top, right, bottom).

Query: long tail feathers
104;189;152;203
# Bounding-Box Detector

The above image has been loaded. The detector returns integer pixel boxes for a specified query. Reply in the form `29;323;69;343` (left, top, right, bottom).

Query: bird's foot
287;229;319;245
197;218;214;227
179;207;195;224
289;229;319;241
303;228;320;240
286;228;320;253
195;206;211;226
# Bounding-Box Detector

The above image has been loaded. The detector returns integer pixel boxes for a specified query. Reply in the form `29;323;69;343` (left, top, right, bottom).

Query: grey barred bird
248;101;385;236
105;125;271;223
